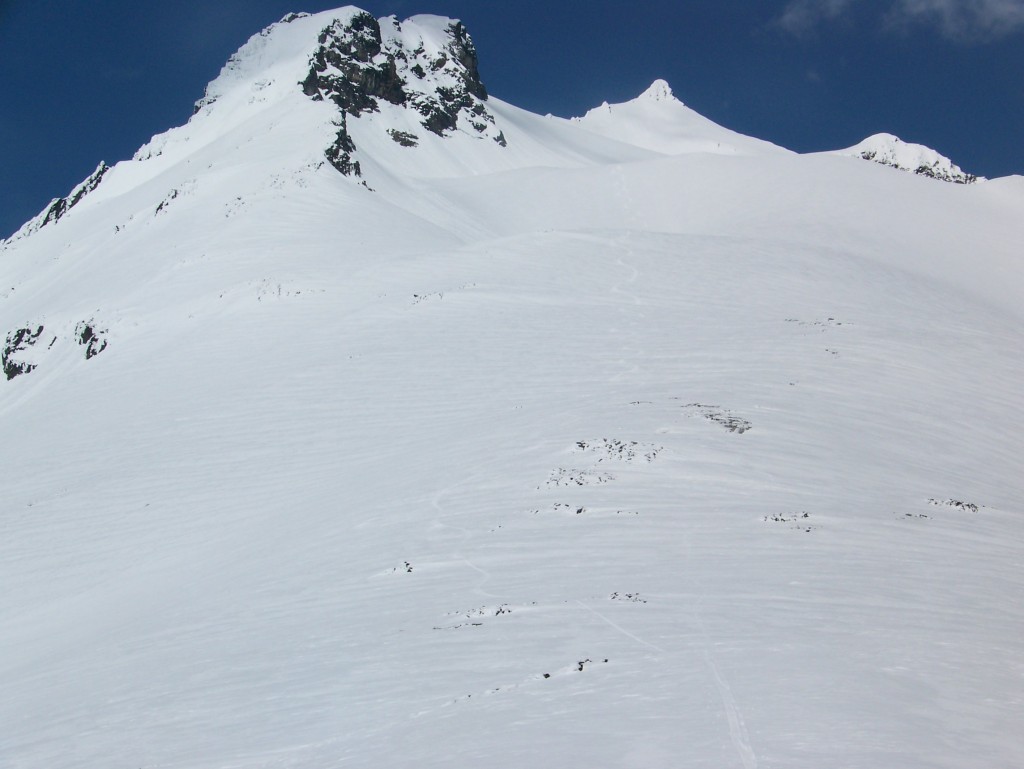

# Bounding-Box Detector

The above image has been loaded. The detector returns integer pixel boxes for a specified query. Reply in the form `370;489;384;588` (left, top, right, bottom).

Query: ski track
430;482;499;600
694;594;759;769
704;647;758;769
575;599;666;654
608;163;645;387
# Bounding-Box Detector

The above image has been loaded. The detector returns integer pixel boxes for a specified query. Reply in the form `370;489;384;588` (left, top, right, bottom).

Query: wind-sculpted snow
1;7;1023;769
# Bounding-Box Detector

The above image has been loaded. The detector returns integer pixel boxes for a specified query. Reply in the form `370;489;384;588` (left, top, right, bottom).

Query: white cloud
889;0;1024;40
776;0;1024;40
777;0;856;34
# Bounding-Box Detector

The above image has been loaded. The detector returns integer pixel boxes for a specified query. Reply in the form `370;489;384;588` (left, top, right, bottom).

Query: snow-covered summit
2;8;517;247
191;8;505;179
638;78;676;102
836;132;981;184
572;79;786;156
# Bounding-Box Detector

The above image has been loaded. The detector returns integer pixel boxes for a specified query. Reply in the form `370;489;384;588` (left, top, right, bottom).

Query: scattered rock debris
574;438;662;463
411;291;444;305
785;317;845;328
530;503;639;517
544;468;615;488
929;499;980;513
434;603;520;630
681;403;752;433
609;592;647;603
763;512;814;532
155;188;180;215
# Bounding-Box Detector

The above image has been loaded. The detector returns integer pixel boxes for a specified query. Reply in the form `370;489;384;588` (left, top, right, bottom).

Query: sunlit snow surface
2;9;1023;769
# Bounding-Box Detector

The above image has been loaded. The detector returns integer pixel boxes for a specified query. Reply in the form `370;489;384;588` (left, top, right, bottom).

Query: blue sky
2;0;1022;237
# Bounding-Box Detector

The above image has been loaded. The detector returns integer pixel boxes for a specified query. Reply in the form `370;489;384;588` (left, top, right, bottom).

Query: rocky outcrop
2;320;108;380
2;326;44;380
302;13;407;116
76;321;108;360
301;13;505;178
40;162;109;225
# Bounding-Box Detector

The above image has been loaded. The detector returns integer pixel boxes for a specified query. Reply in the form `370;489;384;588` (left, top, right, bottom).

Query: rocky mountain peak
300;12;505;177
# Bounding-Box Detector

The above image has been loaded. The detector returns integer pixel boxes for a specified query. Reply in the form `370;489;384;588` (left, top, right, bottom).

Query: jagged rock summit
836;132;981;184
297;10;505;176
194;8;505;180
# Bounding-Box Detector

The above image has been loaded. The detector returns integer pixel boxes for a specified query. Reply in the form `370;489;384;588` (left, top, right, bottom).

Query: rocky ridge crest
3;162;108;245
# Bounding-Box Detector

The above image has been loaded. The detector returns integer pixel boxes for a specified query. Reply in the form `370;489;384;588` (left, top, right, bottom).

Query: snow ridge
3;161;108;245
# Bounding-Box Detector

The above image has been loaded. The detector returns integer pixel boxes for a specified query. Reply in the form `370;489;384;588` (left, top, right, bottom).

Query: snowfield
2;8;1022;769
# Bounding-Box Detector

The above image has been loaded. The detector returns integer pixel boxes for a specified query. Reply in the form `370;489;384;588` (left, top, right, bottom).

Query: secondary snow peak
835;132;981;184
572;80;785;157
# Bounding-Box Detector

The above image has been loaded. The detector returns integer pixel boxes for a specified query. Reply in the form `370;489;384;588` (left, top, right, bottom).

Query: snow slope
2;8;1023;769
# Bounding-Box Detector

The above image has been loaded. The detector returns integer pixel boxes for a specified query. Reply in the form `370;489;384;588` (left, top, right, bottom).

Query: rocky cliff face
300;12;505;177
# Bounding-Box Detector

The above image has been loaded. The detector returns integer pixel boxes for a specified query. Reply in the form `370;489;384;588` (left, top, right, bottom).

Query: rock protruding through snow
300;12;504;177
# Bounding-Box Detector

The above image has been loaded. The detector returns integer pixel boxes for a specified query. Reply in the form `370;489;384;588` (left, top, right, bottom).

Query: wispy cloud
888;0;1024;40
776;0;1024;40
777;0;857;34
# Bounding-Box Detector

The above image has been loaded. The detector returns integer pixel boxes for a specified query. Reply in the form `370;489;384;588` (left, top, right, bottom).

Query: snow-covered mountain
834;132;982;184
3;8;1023;769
